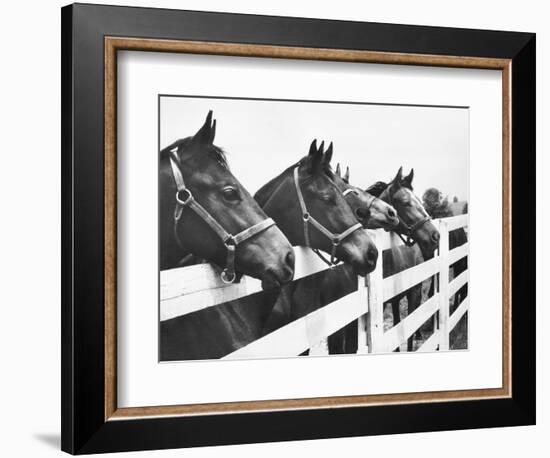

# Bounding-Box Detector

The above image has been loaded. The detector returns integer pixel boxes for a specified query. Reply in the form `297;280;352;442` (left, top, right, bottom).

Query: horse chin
418;242;437;260
347;253;377;277
368;216;399;231
386;217;400;230
351;264;371;277
260;271;284;291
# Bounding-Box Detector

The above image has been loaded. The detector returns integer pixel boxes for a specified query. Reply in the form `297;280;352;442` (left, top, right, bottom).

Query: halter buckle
176;188;193;206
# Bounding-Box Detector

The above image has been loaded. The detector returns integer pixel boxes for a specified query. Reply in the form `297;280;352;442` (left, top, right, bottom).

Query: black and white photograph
158;95;469;362
0;0;541;456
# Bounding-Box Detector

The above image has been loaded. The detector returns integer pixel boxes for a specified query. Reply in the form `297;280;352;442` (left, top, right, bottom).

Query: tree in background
453;196;458;203
422;187;452;218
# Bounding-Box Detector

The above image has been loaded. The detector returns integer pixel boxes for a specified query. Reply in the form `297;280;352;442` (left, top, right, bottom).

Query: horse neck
255;160;300;206
383;244;423;278
256;169;304;246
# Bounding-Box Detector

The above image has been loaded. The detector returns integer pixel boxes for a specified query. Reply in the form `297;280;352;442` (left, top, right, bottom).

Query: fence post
309;339;329;356
366;233;384;353
438;219;450;351
356;276;369;354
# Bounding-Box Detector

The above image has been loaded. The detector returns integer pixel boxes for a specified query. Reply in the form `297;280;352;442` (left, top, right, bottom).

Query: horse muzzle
260;250;295;290
339;234;378;277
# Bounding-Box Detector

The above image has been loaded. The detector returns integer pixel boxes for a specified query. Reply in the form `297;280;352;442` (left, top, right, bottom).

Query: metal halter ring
220;269;237;284
176;188;193;206
303;212;310;221
224;236;236;247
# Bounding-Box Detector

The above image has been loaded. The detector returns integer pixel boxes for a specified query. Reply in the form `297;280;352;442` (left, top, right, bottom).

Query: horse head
329;149;399;230
374;167;440;258
159;111;295;290
255;139;378;276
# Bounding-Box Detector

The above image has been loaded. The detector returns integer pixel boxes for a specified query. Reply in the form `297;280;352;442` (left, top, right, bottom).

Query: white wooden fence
160;215;469;359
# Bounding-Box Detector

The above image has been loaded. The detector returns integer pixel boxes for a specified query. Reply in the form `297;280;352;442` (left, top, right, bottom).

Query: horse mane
254;156;337;206
254;158;304;206
160;137;229;170
365;181;388;197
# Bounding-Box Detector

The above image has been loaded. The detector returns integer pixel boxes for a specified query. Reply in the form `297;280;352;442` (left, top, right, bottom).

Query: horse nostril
285;249;295;270
367;245;378;265
432;231;440;243
387;208;396;218
280;249;295;282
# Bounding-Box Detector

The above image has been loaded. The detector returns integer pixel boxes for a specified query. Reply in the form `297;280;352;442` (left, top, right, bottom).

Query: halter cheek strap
342;188;356;197
382;187;432;247
342;187;376;225
293;167;363;265
169;152;275;283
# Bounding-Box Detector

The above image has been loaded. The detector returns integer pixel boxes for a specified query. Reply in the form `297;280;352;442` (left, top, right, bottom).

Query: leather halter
382;186;431;247
342;187;377;225
293;167;363;265
169;151;276;283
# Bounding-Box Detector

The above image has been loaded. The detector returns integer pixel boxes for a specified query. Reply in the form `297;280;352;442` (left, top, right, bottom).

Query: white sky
160;96;469;201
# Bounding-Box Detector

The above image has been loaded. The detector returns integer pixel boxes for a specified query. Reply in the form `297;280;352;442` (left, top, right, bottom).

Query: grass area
382;274;468;352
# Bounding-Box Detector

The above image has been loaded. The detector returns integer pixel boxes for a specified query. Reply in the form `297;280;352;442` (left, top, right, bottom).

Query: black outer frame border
61;3;536;454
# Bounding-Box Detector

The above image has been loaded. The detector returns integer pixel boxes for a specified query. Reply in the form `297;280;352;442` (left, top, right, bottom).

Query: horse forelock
323;164;336;180
255;157;336;206
365;181;388;197
255;158;305;205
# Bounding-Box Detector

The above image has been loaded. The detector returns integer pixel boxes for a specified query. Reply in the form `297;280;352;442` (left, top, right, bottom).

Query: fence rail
160;214;469;358
160;247;331;321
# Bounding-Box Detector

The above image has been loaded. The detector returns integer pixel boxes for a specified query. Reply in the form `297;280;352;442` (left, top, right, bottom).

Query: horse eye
222;187;240;201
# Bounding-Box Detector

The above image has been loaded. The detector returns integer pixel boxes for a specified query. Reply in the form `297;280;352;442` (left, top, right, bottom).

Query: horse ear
394;166;403;182
402;168;414;189
344;166;350;183
192;110;216;146
209;119;216;144
336;163;341;177
318;140;325;155
308;139;318;156
324;142;333;166
305;139;324;174
390;166;403;192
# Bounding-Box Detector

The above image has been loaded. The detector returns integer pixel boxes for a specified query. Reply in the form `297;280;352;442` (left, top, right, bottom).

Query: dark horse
255;139;378;277
274;165;433;355
159;111;294;288
366;167;440;351
325;159;401;353
332;160;399;230
257;141;395;343
160;111;295;360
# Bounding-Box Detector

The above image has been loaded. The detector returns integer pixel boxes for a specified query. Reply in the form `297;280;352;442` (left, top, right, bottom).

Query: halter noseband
169;151;275;283
383;186;431;247
342;187;377;225
293;167;363;265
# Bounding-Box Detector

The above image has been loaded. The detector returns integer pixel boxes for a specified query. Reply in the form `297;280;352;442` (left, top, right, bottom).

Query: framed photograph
61;3;535;454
